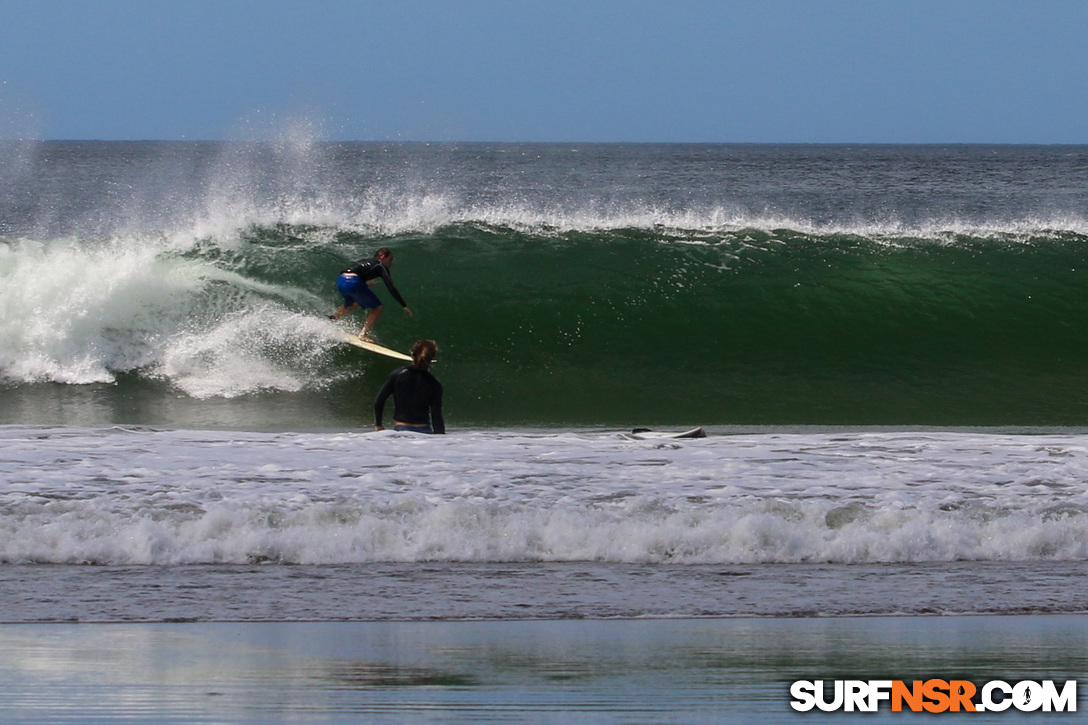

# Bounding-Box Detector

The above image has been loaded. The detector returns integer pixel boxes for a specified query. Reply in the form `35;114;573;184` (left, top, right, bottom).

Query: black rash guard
374;366;445;433
343;257;408;308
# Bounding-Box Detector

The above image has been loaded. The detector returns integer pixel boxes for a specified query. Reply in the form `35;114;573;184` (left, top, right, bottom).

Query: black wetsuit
342;258;408;308
374;366;445;433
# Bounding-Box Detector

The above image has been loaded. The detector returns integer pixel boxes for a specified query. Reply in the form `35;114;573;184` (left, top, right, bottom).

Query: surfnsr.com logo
790;679;1078;713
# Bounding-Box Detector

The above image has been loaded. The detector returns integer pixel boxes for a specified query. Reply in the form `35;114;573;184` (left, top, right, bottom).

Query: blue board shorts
337;274;382;310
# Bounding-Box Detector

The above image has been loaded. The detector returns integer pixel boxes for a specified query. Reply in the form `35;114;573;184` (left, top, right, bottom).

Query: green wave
174;221;1088;426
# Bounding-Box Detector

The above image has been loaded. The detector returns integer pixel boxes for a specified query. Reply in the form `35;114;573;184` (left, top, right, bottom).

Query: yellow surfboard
340;332;412;361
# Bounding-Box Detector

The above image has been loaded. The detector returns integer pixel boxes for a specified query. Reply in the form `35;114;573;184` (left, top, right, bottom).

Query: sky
1;0;1087;143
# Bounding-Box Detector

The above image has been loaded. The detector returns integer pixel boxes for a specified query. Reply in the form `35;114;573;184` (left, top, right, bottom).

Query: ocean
2;141;1087;721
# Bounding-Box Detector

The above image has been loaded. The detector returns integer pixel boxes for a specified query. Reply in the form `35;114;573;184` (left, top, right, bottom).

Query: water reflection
0;617;1084;723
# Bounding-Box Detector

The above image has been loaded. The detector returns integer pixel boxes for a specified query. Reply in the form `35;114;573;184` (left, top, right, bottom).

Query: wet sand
1;615;1084;723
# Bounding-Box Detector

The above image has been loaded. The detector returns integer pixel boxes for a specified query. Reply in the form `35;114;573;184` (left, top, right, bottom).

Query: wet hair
375;247;392;260
411;339;438;370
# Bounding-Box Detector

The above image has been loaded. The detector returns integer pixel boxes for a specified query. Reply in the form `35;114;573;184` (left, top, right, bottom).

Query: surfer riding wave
329;247;413;341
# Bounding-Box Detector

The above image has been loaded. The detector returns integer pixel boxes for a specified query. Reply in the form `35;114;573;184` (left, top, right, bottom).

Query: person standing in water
374;339;445;434
329;247;412;341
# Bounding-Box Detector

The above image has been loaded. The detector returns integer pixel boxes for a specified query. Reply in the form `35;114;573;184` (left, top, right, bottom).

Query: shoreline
2;615;1084;724
4;561;1086;624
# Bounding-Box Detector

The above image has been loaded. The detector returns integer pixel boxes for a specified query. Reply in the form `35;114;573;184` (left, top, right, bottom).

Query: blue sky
1;0;1086;143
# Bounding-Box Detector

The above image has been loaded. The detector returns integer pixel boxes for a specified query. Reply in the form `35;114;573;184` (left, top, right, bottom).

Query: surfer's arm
374;374;396;430
430;381;445;434
378;267;410;310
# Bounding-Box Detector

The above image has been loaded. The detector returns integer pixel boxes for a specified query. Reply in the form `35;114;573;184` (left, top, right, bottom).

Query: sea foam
2;427;1086;566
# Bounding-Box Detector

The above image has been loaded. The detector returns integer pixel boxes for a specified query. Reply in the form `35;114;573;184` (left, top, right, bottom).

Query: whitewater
0;423;1086;622
3;424;1088;568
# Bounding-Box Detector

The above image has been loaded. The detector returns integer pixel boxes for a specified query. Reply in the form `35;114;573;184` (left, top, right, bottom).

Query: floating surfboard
625;427;707;440
340;332;412;361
